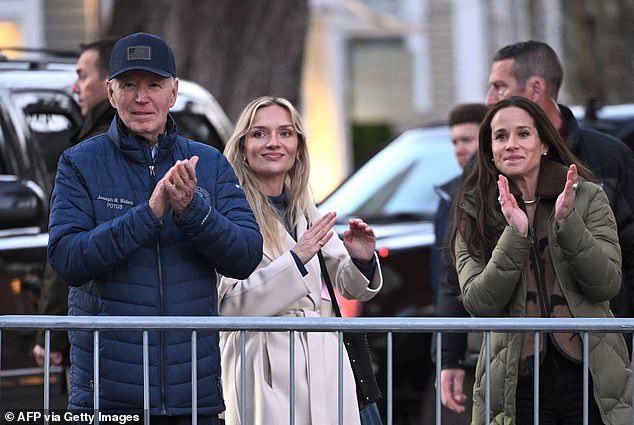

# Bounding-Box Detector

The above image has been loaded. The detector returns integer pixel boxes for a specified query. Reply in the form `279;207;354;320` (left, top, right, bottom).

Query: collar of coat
463;159;573;216
75;99;116;143
512;159;569;202
106;113;179;164
558;103;581;153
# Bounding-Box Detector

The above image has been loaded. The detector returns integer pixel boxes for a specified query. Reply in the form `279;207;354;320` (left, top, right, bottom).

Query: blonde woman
219;96;382;425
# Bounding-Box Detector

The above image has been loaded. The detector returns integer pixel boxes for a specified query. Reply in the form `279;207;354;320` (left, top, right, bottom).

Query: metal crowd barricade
0;316;633;425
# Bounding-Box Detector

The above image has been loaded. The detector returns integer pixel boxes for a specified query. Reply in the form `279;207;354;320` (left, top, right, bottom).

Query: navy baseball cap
109;32;176;80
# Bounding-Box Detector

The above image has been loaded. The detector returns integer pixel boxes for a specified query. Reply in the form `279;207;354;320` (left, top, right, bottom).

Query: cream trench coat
219;209;382;425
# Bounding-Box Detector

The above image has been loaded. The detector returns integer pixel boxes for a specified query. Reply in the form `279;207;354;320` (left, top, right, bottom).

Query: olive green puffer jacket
455;178;631;425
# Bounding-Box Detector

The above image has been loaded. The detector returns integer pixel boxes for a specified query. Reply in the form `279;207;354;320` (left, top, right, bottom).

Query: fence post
44;329;51;421
533;331;539;425
143;330;150;425
387;331;393;425
192;330;198;425
94;330;100;425
240;330;246;424
289;330;295;425
435;332;442;425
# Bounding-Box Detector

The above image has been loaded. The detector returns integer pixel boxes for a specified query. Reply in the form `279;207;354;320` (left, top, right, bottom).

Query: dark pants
515;341;603;425
150;415;219;425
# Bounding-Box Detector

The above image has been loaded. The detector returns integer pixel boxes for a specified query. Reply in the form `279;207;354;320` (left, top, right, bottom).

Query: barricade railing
1;315;633;425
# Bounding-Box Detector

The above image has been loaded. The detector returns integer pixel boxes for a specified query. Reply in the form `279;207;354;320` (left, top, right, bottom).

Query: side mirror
0;176;46;232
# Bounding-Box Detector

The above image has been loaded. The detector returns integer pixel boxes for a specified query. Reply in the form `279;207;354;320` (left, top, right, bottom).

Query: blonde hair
224;96;315;256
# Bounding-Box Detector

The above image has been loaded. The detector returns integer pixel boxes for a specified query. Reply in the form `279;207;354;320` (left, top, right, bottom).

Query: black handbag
317;250;382;407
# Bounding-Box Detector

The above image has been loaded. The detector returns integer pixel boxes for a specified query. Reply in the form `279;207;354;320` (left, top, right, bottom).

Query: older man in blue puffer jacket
48;32;262;424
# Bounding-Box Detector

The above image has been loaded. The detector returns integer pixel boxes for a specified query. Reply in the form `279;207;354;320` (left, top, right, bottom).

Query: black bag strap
317;249;383;407
317;250;343;317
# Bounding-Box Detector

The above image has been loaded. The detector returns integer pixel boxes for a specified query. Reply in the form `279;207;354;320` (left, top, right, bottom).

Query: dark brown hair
450;96;594;261
448;103;488;127
79;38;118;79
493;40;563;100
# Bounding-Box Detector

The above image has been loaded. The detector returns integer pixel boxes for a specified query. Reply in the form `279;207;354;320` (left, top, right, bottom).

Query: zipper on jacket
147;145;168;414
529;226;550;318
157;236;167;414
146;141;156;178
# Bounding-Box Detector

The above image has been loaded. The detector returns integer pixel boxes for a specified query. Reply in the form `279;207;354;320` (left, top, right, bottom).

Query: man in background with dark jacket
48;32;262;423
72;38;118;140
485;41;634;321
438;40;634;420
32;38;116;368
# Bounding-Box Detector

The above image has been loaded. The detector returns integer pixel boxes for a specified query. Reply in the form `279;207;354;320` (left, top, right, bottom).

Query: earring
491;157;495;162
542;151;547;156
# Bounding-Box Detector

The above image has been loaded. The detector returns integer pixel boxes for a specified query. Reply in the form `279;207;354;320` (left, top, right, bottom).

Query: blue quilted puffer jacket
48;115;263;415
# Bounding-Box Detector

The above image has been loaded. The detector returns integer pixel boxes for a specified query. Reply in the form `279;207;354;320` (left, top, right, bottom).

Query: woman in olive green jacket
451;97;631;425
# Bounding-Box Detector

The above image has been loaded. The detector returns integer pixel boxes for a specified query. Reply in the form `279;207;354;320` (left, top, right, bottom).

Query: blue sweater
48;115;263;415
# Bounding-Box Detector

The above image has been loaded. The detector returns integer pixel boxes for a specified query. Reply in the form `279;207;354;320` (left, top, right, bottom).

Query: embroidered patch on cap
127;46;151;61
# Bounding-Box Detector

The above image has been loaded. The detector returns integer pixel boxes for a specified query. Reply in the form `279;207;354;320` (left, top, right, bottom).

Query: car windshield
320;126;461;222
11;90;81;188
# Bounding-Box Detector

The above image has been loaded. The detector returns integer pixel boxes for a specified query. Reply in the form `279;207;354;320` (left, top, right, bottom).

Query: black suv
0;50;233;407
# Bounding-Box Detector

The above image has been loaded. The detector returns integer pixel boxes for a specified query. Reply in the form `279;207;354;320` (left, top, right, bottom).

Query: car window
172;111;225;152
320;126;461;222
172;80;233;152
0;109;18;175
11;90;81;187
